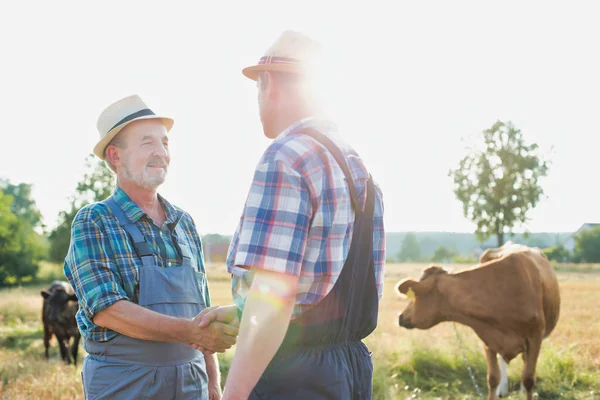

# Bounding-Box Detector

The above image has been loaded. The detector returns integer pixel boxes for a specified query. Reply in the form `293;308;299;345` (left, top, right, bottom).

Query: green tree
0;180;44;230
48;204;80;263
431;246;458;263
0;188;46;286
574;226;600;263
48;155;114;262
543;244;571;263
0;189;20;284
397;233;422;262
449;121;550;247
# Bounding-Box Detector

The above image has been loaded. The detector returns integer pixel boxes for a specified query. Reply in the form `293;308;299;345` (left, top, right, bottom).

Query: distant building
563;223;600;251
205;242;230;264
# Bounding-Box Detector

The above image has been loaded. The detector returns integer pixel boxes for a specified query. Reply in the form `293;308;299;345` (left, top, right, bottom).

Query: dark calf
41;281;81;365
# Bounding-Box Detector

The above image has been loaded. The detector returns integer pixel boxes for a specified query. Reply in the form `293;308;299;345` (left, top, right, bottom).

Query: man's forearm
223;269;297;399
93;300;192;343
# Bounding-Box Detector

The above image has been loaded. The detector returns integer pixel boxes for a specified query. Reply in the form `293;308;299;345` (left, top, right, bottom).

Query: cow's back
481;246;560;338
479;241;530;263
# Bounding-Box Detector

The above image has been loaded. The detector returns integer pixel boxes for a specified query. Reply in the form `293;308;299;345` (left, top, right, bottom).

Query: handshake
186;305;240;354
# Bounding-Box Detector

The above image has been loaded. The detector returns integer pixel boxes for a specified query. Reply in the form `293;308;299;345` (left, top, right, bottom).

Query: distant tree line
389;229;600;264
543;226;600;263
0;155;114;287
2;119;599;286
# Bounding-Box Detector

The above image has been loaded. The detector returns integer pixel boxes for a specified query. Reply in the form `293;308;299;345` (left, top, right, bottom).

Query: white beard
123;156;168;190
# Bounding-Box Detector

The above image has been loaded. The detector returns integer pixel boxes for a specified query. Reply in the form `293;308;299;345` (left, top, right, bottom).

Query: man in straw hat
200;30;386;399
64;94;239;399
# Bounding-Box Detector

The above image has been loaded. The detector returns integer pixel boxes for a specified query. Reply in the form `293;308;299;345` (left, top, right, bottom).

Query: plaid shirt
227;117;385;317
63;187;209;342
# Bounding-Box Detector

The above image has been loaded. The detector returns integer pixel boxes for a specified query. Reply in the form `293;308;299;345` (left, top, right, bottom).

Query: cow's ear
396;279;419;297
68;293;78;302
41;290;50;299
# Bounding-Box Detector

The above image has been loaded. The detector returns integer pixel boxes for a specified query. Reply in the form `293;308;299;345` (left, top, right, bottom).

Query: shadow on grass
374;346;598;400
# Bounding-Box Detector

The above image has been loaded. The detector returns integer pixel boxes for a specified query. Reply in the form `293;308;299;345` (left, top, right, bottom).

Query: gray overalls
81;197;209;400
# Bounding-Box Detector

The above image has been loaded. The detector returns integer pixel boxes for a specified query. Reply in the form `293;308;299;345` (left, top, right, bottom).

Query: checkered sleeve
64;207;130;322
373;184;386;300
233;159;312;276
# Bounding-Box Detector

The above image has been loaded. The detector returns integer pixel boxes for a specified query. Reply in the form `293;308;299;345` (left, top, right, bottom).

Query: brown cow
396;243;560;400
40;280;81;365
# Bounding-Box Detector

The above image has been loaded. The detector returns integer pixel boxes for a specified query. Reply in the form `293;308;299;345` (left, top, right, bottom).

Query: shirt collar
277;116;337;141
113;186;181;225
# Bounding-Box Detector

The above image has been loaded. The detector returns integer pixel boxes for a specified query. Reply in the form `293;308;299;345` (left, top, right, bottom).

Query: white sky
1;1;599;235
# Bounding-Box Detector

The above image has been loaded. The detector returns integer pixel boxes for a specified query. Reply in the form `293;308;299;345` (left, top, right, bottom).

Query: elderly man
64;94;238;400
202;31;386;400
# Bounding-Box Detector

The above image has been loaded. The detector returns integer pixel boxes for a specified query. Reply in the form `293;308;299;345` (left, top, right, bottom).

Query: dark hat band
109;108;155;132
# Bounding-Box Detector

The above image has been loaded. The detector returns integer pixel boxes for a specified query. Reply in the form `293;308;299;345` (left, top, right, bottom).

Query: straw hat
93;94;174;159
242;30;322;81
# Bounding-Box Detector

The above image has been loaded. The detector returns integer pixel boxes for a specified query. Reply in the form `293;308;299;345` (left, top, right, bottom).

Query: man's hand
188;305;240;352
186;310;239;353
205;351;222;400
209;382;223;400
198;305;240;328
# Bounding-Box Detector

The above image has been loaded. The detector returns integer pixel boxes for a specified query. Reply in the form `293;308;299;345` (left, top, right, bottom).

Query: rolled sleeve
234;160;312;276
373;184;386;300
65;216;129;322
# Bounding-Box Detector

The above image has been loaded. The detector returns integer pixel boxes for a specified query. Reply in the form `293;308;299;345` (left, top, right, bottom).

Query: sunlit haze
1;1;598;235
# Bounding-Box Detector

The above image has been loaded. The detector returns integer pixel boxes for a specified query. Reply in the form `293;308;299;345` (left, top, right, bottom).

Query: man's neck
117;180;163;218
271;107;321;138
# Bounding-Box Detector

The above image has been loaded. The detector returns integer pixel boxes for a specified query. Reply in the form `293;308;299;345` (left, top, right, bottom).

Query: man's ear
396;279;420;298
105;144;121;168
263;71;280;100
41;290;50;299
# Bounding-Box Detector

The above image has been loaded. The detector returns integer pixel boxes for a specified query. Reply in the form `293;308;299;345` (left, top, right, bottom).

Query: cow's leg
43;324;52;360
521;336;542;400
484;346;500;400
70;334;81;366
57;335;69;364
496;355;509;397
520;353;526;394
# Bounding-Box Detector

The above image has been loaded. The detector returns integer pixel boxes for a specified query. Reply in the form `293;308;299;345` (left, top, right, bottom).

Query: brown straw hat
242;30;322;81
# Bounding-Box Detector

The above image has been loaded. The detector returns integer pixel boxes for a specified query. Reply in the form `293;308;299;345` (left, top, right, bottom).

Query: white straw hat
94;94;174;159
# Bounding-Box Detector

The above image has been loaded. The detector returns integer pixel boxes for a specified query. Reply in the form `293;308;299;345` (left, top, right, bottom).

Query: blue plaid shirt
64;187;209;342
227;117;386;317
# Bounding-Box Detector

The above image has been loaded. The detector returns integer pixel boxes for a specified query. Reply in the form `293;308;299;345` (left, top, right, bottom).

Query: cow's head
41;288;78;324
396;265;449;330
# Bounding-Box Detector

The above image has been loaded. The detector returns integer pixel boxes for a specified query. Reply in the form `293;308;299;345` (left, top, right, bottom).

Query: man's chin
140;175;166;190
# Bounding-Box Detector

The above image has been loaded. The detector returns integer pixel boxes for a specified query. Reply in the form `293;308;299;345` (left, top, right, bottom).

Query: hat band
257;56;301;66
109;108;155;132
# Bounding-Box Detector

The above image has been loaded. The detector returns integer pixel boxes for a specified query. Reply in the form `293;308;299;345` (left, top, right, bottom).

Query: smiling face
106;119;170;190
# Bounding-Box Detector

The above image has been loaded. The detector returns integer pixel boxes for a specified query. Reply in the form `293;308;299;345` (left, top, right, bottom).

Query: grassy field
1;262;598;399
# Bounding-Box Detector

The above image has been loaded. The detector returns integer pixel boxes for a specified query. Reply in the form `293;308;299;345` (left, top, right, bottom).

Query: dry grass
1;263;599;399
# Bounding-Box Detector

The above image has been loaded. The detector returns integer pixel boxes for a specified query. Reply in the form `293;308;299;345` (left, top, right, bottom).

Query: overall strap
167;214;195;270
300;128;362;214
103;196;155;267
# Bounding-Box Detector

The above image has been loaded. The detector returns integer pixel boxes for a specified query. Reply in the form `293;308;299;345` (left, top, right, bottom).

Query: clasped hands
187;305;240;353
